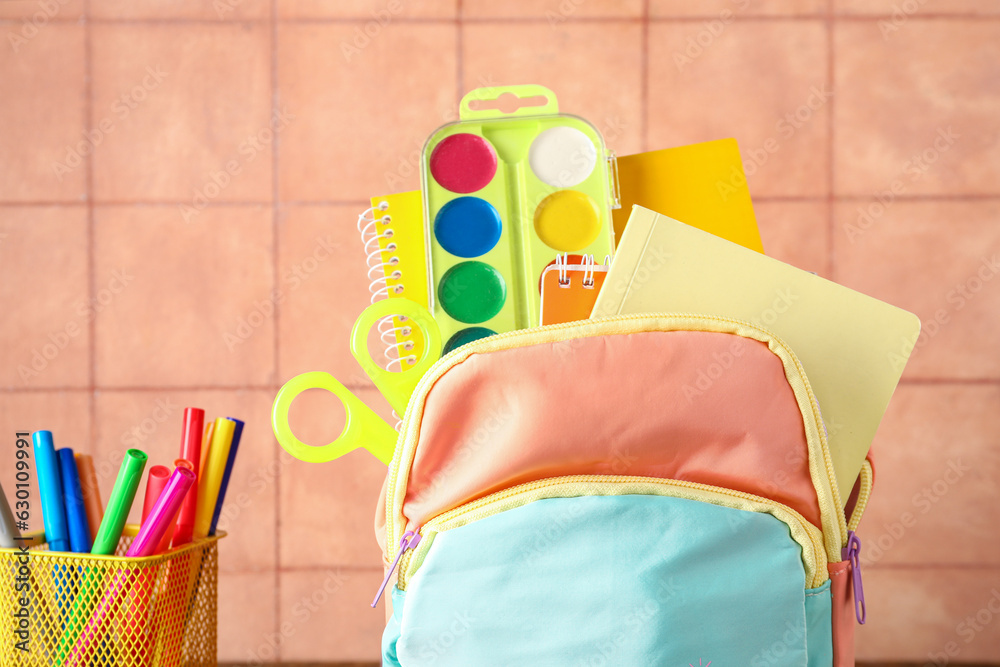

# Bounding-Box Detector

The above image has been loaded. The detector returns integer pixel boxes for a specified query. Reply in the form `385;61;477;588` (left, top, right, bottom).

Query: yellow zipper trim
397;475;828;591
385;314;849;565
847;458;874;533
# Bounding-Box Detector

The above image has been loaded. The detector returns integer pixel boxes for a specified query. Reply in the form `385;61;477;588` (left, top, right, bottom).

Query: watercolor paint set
420;85;619;350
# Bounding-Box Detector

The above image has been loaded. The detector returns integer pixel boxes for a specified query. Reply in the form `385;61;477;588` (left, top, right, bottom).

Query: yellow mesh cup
0;525;221;666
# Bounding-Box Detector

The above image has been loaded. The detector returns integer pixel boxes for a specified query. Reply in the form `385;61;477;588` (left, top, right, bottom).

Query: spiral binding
554;253;609;288
358;201;405;304
555;253;570;287
582;254;596;288
358;201;417;430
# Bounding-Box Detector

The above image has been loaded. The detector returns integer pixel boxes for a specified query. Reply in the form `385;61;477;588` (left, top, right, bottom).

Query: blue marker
208;418;243;536
57;448;92;553
32;431;69;552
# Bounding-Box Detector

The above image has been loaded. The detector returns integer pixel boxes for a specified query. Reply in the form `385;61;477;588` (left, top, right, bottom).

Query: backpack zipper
384;314;848;569
371;529;421;607
847;458;874;533
390;474;828;593
842;529;867;624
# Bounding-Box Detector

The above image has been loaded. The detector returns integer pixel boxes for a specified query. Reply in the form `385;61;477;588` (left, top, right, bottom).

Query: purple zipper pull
371;529;422;608
841;530;866;624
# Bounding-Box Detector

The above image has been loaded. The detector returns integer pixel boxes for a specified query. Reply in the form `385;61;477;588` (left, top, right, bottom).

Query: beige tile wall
1;0;998;662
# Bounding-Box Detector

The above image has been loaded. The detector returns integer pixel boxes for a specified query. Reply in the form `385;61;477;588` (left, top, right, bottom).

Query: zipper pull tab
372;529;422;608
842;530;866;625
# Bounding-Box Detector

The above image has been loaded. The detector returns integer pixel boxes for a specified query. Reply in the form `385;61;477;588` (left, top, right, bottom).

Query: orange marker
74;454;103;542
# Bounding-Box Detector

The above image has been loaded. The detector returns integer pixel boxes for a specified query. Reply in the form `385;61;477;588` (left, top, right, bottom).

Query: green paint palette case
421;85;619;352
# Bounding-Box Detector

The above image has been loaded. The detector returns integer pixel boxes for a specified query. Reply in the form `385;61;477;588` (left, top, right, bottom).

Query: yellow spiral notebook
593;205;921;500
362;191;429;369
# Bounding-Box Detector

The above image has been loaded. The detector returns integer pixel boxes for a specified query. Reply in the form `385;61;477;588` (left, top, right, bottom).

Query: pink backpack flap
378;314;851;568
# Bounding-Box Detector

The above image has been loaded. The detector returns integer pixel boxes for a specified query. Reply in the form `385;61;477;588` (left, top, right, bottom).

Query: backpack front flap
380;314;848;566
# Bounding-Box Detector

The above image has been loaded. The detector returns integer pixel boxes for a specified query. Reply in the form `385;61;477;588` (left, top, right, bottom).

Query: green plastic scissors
271;298;442;465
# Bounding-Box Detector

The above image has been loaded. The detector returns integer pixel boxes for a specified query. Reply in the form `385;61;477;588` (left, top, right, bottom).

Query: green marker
58;449;147;663
91;449;148;554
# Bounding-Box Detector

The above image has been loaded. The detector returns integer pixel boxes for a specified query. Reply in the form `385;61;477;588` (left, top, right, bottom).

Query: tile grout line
5;378;1000;394
898;378;1000;386
270;0;282;660
84;0;97;452
10;194;1000;208
826;2;836;281
640;0;649;153
0;385;305;392
456;0;463;100
8;13;1000;25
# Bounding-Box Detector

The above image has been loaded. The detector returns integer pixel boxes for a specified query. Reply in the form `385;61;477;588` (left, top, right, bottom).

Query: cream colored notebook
593;205;921;500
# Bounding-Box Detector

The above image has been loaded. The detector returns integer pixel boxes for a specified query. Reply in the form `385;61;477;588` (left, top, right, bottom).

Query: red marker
141;466;171;522
171;407;204;547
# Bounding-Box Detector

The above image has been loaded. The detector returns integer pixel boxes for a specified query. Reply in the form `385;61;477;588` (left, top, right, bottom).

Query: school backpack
374;314;870;666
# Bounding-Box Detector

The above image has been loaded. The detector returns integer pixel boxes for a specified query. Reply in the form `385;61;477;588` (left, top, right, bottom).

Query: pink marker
67;466;196;666
128;467;195;558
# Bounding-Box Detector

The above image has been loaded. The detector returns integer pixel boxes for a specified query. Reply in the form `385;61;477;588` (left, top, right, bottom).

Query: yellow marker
199;421;214;481
193;418;234;539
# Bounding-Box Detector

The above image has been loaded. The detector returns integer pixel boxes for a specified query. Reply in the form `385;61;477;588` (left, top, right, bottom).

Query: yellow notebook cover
593;205;921;500
613;138;764;253
368;191;429;366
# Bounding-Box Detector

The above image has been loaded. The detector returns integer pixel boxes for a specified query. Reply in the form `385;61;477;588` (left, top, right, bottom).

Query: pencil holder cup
0;525;222;667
